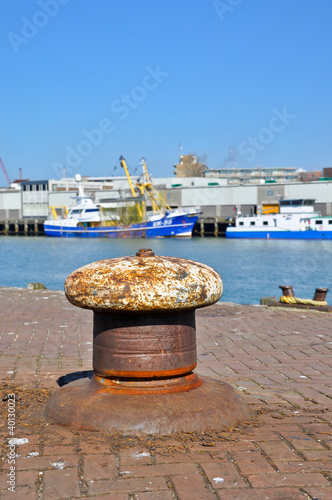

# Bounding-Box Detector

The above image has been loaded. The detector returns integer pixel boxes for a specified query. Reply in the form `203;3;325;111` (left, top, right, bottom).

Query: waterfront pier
0;218;45;236
1;287;332;498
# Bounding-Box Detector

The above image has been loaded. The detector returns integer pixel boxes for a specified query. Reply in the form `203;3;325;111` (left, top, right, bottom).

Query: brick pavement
0;287;332;499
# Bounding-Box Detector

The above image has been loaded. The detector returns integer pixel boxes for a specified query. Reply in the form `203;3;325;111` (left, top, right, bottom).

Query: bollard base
45;375;251;435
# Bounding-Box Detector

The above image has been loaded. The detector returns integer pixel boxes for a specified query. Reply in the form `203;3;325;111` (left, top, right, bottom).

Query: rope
280;296;327;306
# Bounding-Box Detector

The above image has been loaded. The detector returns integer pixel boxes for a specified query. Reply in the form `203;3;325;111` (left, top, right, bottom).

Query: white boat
226;199;332;239
44;157;200;238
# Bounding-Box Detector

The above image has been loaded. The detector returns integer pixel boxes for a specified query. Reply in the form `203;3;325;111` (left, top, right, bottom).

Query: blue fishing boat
44;157;200;238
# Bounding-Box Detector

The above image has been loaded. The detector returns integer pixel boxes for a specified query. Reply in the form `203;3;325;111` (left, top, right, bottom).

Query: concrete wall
180;184;258;208
49;191;78;208
0;190;22;218
257;184;285;205
284;181;332;203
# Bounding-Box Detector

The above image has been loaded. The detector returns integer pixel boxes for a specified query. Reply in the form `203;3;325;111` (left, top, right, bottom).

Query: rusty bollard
279;285;295;297
45;249;250;435
313;288;329;301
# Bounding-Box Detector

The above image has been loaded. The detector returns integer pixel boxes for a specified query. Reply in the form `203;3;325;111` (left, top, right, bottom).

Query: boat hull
226;229;332;239
44;214;198;238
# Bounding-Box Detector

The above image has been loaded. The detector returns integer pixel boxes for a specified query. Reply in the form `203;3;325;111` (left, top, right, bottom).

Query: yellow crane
119;155;143;219
119;156;171;220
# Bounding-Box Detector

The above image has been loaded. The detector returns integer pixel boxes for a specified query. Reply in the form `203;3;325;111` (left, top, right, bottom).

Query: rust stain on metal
64;251;222;312
92;372;202;395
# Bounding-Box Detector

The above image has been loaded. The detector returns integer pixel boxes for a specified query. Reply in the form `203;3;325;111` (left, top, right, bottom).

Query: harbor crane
0;158;11;186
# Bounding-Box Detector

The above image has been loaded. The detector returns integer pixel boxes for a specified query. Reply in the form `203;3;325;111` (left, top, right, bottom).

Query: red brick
88;495;128;500
120;463;197;477
42;445;76;456
43;469;81;498
230;449;275;474
4;454;78;471
0;485;36;498
16;470;39;487
303;486;332;500
84;454;118;480
133;492;174;500
154;452;198;464
88;477;168;495
207;487;306;499
280;432;326;451
76;441;112;454
0;470;35;491
275;460;332;473
171;472;216;500
119;447;153;466
248;472;331;488
301;449;332;460
200;461;248;488
258;441;301;462
90;495;129;500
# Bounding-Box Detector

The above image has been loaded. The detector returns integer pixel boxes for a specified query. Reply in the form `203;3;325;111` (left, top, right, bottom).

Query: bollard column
45;249;250;435
313;288;329;301
279;285;295;297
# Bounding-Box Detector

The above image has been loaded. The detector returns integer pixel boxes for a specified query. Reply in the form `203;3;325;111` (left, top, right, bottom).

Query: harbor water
0;236;331;305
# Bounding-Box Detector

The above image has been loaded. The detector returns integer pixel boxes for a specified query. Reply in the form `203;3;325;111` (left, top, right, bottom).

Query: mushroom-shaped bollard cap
64;249;223;312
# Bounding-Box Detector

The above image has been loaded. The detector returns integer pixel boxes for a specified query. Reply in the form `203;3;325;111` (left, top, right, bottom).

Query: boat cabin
279;199;316;214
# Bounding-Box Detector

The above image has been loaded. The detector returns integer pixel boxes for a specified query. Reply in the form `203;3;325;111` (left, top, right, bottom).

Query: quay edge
0;219;45;236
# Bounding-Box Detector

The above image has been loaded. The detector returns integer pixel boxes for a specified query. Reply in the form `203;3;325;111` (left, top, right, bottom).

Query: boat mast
140;158;148;222
141;158;172;213
119;156;143;219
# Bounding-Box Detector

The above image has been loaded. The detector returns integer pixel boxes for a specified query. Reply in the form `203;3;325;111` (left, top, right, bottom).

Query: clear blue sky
1;0;332;183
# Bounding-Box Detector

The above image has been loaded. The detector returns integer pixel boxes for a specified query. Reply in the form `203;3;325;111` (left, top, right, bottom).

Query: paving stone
3;454;78;471
133;492;174;500
258;440;303;462
0;485;36;498
170;472;216;500
84;454;118;480
303;486;332;500
229;449;276;474
88;477;169;495
119;447;153;466
210;487;306;500
248;472;331;488
89;495;128;500
119;463;197;477
43;469;81;499
200;461;248;488
275;460;332;473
